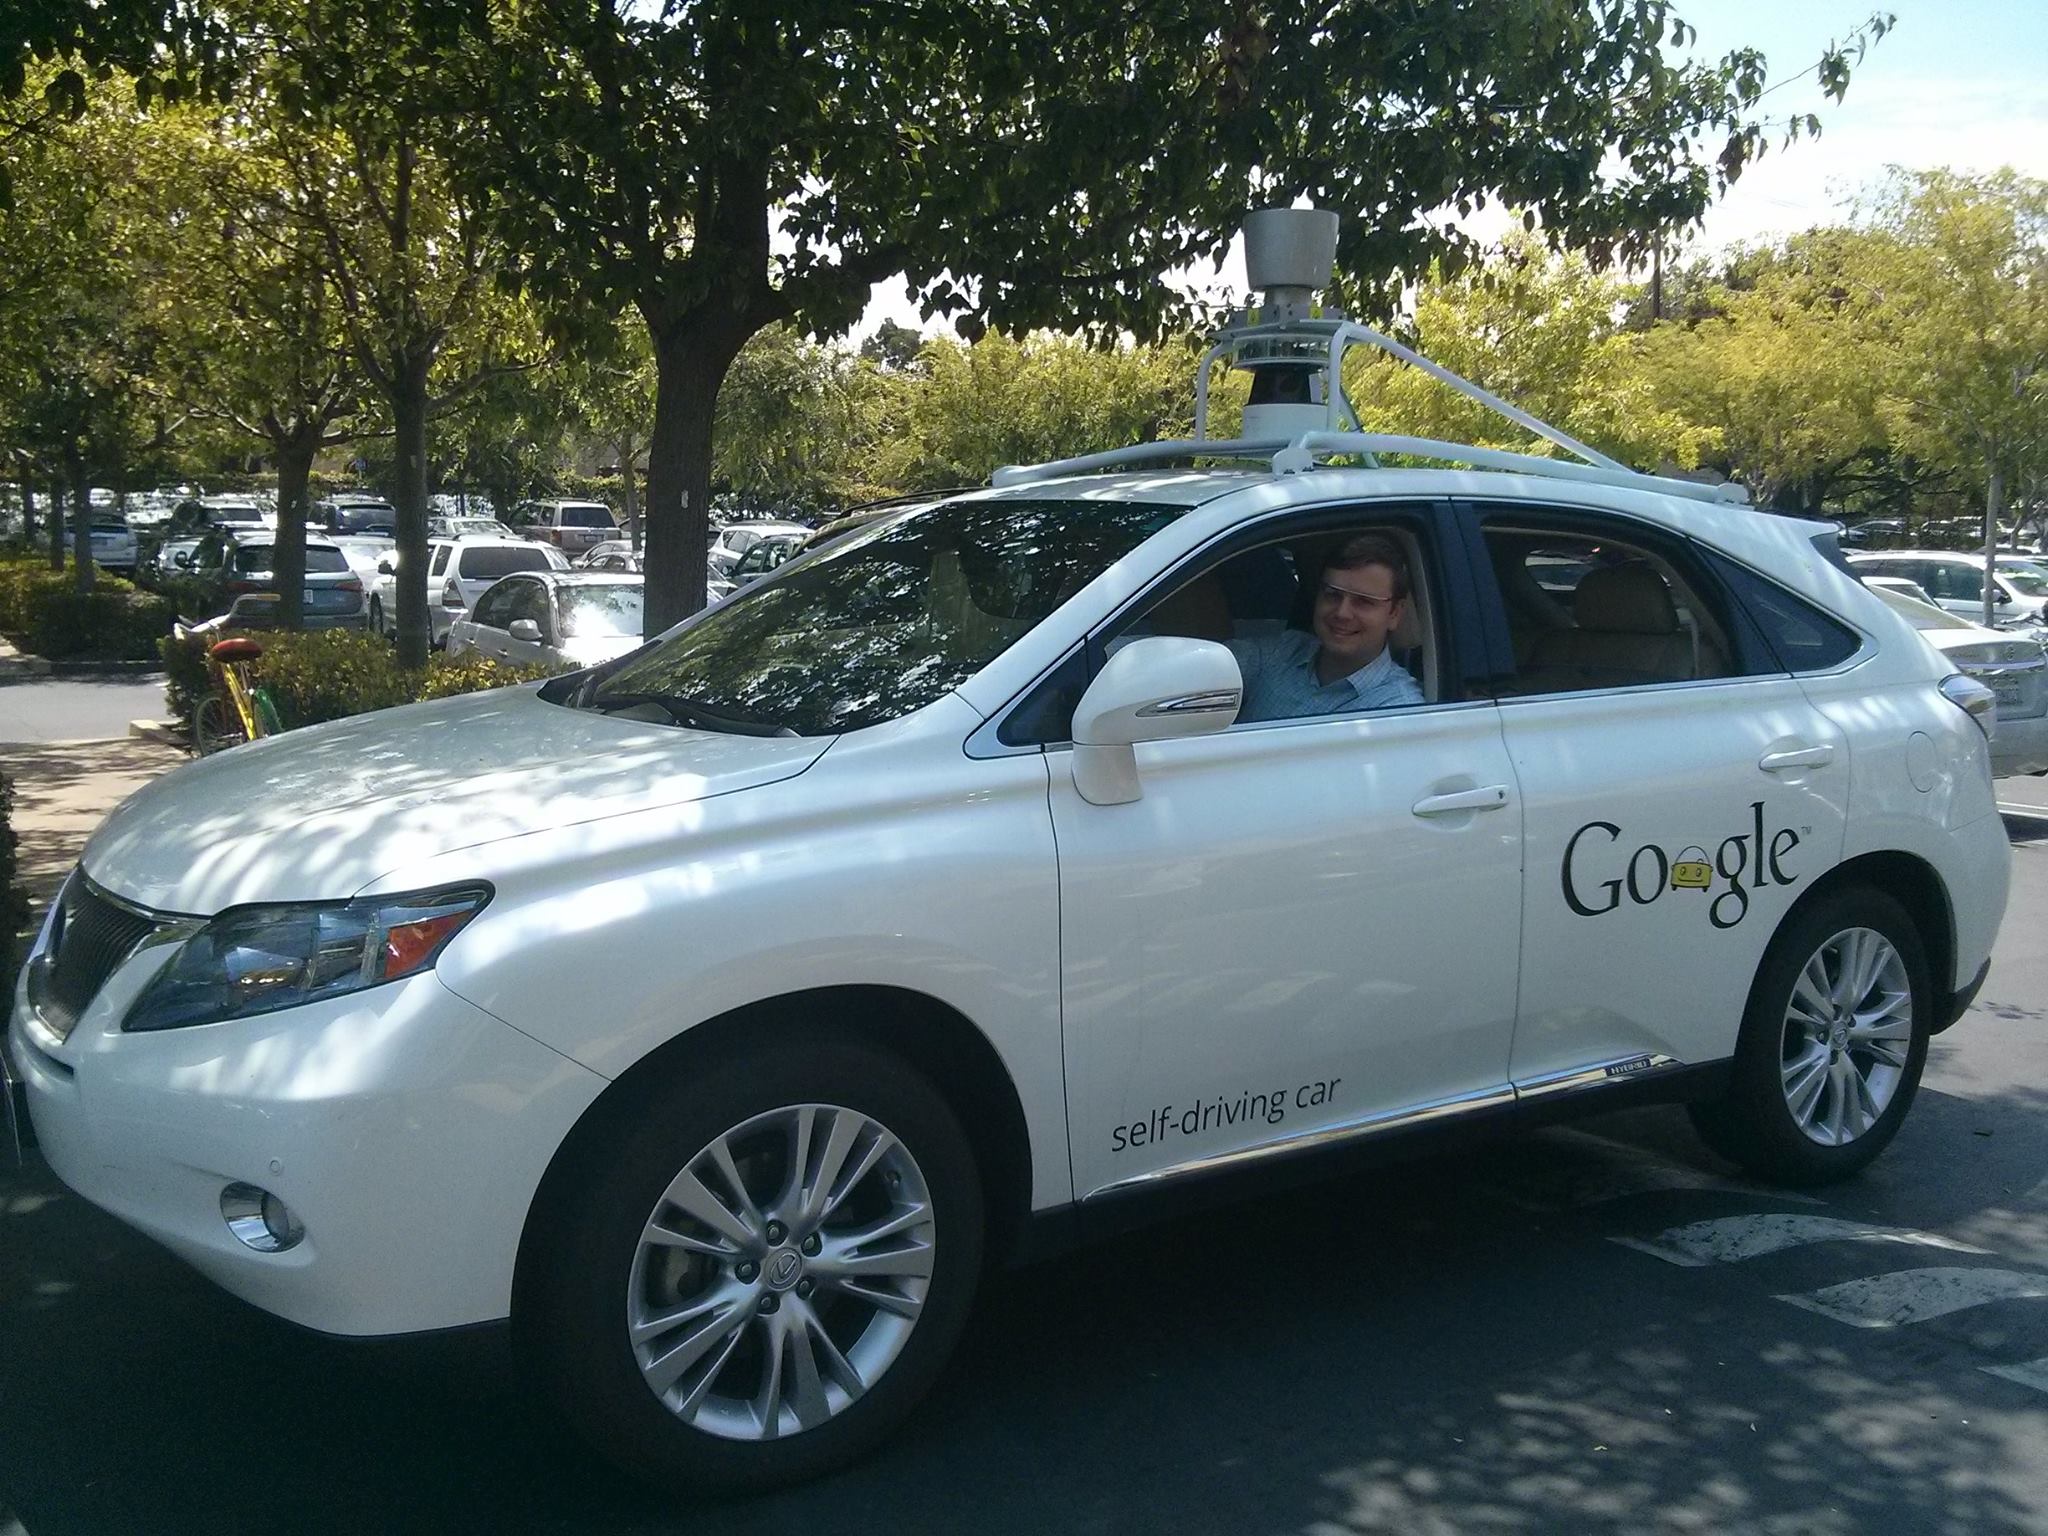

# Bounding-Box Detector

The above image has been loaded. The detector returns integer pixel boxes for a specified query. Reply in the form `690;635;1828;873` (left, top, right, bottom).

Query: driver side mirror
1069;636;1242;806
508;618;543;643
376;557;395;575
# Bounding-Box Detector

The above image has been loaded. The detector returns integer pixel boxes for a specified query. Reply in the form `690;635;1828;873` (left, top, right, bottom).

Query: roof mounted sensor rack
993;208;1750;509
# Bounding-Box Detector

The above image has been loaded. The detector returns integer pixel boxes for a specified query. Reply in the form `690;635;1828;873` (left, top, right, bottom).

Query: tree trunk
644;317;746;632
68;450;94;596
46;482;65;570
273;429;318;631
617;431;643;552
390;355;435;668
1983;457;2003;629
19;473;36;548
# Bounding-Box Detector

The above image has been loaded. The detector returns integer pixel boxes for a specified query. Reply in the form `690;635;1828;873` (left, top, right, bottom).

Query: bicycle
175;594;286;755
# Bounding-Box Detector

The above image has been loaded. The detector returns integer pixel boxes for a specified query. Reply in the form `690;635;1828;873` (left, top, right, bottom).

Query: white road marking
1612;1214;1991;1268
1983;1358;2048;1394
1777;1267;2048;1328
1484;1127;1824;1212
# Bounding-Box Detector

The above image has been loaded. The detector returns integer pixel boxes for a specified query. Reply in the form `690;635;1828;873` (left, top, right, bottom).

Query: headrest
1574;564;1678;634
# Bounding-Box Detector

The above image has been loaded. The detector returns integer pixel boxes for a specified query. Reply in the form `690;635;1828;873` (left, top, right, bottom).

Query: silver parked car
445;570;645;670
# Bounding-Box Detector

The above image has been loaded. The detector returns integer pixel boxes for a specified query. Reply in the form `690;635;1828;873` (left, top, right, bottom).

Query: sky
856;0;2048;337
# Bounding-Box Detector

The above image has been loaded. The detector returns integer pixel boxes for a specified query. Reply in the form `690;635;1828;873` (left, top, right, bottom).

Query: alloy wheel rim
1779;926;1913;1147
626;1103;935;1441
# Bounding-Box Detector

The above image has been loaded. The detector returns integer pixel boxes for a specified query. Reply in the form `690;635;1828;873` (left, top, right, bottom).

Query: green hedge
162;628;564;732
0;556;175;660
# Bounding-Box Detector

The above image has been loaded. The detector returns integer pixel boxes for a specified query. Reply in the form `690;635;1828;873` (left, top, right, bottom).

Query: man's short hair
1328;533;1411;601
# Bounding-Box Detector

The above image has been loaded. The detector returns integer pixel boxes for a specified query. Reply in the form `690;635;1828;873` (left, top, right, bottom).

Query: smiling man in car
1227;533;1424;721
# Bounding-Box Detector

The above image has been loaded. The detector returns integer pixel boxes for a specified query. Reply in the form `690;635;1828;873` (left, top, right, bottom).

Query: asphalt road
3;782;2045;1535
0;673;168;744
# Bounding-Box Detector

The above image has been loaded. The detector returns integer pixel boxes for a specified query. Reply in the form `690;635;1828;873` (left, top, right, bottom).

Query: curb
49;659;165;677
128;718;185;748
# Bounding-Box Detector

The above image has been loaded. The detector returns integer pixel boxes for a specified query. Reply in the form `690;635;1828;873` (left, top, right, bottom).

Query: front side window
587;496;1186;734
471;581;518;629
1998;564;2048;598
1480;521;1739;695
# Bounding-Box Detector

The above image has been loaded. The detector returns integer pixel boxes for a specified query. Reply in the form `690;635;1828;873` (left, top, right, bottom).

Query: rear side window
1710;558;1861;672
459;546;552;579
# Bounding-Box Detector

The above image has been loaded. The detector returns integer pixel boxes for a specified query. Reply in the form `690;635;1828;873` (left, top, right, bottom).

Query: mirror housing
376;556;395;575
1069;636;1242;806
508;618;543;643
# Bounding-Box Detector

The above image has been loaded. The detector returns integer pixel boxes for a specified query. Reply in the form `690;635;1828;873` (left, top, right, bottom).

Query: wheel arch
1766;849;1956;1018
513;984;1037;1317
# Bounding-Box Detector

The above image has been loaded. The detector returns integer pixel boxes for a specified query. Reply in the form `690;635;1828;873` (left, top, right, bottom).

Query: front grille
38;875;163;1037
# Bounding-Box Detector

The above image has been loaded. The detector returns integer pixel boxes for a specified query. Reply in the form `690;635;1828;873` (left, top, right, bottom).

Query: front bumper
11;927;608;1335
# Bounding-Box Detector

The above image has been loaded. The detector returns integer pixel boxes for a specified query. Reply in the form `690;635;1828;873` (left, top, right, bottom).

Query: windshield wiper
589;691;799;737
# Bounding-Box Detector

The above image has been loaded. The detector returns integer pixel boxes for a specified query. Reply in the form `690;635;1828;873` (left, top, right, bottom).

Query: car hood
84;686;832;914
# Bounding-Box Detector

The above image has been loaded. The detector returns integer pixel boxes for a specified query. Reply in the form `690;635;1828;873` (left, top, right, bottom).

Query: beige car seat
1526;564;1694;691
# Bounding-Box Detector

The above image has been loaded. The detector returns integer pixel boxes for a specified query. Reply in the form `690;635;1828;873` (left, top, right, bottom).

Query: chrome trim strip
1513;1053;1683;1099
1082;1083;1518;1200
1082;1052;1692;1202
1136;690;1241;718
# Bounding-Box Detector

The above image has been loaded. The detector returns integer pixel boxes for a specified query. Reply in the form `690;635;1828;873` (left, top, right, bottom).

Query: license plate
1991;676;2023;708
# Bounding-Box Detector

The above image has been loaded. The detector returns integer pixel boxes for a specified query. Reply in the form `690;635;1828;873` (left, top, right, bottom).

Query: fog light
221;1182;305;1253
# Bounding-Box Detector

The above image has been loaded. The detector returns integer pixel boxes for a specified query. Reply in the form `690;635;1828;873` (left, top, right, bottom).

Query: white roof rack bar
1330;320;1625;471
992;437;1290;487
1270;431;1751;506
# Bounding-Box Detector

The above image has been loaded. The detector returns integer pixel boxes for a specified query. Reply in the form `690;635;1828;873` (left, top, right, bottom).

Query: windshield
560;583;644;639
1999;563;2048;597
589;495;1185;734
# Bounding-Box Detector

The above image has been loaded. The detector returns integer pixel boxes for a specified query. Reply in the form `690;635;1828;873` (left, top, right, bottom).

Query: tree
1867;170;2048;616
258;0;541;665
451;1;1882;629
1345;236;1714;474
859;320;925;373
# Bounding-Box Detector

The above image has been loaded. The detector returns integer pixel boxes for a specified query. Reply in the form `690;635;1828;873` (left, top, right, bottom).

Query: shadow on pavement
3;1085;2044;1535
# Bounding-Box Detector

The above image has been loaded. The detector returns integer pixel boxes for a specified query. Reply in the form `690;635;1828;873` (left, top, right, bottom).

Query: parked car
581;549;643;574
508;498;619;555
1865;580;2048;776
705;529;805;601
574;539;635;568
180;532;368;628
1849;550;2048;634
88;516;138;574
11;211;2011;1494
371;535;570;644
428;514;512;540
316;495;398;537
706;517;810;579
446;570;646;669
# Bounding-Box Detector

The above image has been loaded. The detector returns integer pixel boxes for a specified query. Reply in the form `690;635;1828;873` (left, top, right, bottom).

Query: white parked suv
5;213;2013;1494
370;536;570;645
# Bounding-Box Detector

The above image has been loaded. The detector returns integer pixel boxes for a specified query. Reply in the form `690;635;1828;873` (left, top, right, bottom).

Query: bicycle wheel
191;694;247;756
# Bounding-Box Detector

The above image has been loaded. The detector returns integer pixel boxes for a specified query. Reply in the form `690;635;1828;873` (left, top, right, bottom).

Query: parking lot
2;782;2044;1534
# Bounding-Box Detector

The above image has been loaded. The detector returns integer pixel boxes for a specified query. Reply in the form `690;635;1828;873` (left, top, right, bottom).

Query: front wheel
190;694;245;756
1690;888;1931;1186
523;1036;984;1492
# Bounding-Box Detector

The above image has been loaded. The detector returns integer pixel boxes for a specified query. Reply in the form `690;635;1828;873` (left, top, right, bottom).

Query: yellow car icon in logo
1670;847;1713;891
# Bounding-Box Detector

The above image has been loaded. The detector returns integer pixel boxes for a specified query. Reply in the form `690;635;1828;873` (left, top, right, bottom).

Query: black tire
190;694;245;756
1689;887;1931;1186
521;1034;984;1493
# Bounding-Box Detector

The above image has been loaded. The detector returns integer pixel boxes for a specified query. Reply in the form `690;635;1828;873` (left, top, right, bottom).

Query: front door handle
1412;784;1512;817
1759;745;1835;772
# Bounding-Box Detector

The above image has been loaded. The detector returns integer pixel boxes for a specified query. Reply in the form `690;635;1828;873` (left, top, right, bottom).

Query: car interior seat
1524;563;1694;691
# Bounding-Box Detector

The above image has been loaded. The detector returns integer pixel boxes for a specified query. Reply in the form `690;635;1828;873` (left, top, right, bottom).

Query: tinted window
591;496;1184;734
430;546;452;576
560;505;615;528
471;581;518;628
459;546;553;579
233;545;349;574
1714;559;1861;670
559;583;644;638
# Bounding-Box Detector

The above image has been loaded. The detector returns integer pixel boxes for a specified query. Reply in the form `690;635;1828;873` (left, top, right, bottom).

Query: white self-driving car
6;212;2011;1494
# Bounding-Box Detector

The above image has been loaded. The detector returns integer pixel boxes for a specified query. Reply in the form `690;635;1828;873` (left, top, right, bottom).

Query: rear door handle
1759;745;1835;772
1412;784;1512;817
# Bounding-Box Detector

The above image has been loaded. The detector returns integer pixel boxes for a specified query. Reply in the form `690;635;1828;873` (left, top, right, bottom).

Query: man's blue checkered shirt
1227;629;1424;723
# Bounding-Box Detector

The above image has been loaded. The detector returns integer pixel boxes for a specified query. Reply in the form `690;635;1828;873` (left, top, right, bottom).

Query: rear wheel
190;694;245;756
523;1036;983;1492
1690;888;1930;1186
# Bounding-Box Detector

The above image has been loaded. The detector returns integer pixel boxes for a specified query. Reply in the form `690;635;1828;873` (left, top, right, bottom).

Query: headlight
124;886;490;1033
